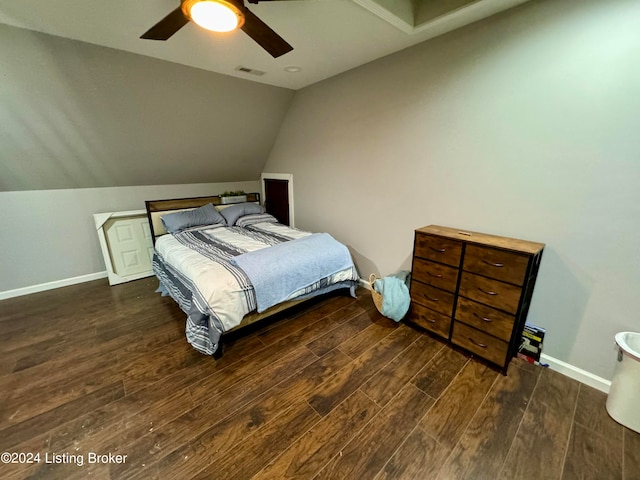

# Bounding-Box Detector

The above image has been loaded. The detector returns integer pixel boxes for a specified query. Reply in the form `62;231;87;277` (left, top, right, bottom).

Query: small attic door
94;210;154;285
261;173;294;227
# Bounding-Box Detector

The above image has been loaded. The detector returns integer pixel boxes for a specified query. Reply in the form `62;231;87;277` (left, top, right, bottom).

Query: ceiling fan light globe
184;0;245;33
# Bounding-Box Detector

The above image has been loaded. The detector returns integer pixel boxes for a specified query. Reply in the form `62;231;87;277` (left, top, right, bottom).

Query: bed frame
145;192;261;245
144;192;308;342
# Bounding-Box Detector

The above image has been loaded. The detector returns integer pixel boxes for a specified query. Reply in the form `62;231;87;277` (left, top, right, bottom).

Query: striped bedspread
152;216;359;355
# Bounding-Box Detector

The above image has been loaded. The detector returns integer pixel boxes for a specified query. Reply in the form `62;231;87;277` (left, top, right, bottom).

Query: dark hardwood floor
0;277;638;480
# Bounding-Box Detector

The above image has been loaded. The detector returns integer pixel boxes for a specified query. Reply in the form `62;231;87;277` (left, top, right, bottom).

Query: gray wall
0;24;287;293
0;181;260;294
264;0;640;380
0;24;294;191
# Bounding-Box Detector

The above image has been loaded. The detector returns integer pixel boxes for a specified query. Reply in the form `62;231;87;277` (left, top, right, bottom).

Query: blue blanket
231;233;355;312
373;273;411;322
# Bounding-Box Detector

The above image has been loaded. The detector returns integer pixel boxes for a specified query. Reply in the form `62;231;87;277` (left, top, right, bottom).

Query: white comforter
153;217;359;354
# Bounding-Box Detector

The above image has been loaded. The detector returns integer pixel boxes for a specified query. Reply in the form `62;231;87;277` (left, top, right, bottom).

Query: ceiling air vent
235;66;266;76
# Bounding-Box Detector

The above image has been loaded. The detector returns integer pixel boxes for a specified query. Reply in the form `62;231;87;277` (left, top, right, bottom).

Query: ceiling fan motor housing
181;0;246;30
141;0;293;58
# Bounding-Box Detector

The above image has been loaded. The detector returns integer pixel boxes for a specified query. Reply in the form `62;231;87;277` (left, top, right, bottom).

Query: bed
145;193;360;355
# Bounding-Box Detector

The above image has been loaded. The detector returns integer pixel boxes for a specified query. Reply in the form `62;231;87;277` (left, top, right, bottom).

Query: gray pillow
220;202;265;226
235;213;279;228
161;203;226;233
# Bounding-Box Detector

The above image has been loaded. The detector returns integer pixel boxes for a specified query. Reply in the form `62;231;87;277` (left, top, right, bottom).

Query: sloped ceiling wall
0;23;295;192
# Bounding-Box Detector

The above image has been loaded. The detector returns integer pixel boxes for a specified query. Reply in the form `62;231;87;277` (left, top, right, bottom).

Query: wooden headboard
145;192;261;244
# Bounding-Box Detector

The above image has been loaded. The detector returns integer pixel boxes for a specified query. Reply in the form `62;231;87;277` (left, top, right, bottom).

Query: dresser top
416;225;545;255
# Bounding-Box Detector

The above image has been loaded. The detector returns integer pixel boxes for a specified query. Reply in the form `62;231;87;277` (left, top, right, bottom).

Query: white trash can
605;331;640;433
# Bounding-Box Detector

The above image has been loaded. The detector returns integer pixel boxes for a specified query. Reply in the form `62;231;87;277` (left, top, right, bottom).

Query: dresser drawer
415;234;462;267
409;303;451;339
463;245;529;286
458;272;521;315
412;258;459;292
410;281;455;317
451;321;509;366
455;297;515;342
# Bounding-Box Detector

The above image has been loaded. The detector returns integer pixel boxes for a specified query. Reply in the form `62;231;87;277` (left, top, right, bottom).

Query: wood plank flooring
0;277;638;480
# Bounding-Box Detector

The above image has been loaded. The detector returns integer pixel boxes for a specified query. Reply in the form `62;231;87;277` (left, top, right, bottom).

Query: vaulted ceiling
0;0;530;90
0;24;295;191
0;0;533;191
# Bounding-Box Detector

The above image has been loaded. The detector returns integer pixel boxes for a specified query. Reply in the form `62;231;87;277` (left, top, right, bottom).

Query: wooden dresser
409;225;544;374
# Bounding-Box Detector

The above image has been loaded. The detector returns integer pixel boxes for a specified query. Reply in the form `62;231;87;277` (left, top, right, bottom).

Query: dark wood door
264;178;290;226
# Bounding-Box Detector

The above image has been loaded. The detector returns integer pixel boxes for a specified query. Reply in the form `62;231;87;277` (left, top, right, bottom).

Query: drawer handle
424;317;436;324
477;287;498;296
482;259;504;268
428;273;443;278
429;246;446;253
423;294;439;302
473;312;493;323
469;337;488;348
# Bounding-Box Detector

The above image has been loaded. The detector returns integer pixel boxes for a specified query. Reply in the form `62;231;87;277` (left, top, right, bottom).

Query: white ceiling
0;0;530;90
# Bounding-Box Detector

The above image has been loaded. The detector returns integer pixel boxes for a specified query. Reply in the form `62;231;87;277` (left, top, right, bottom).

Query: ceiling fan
140;0;293;58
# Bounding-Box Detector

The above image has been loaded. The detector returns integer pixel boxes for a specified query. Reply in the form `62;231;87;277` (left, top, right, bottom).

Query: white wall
0;181;260;295
264;0;640;380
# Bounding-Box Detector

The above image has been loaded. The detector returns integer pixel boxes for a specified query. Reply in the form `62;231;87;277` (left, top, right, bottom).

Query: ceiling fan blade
141;7;189;41
241;9;293;58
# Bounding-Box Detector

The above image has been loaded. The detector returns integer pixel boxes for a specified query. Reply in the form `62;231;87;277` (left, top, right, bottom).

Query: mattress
152;215;359;354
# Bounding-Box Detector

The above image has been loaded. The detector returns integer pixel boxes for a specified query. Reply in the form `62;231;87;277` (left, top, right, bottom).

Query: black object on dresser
409;225;545;374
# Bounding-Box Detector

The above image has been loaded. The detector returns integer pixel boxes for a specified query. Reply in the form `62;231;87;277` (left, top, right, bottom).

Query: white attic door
94;210;154;285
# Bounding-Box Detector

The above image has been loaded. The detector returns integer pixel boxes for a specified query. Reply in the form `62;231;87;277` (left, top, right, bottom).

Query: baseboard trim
0;271;108;300
540;353;611;393
360;279;612;391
